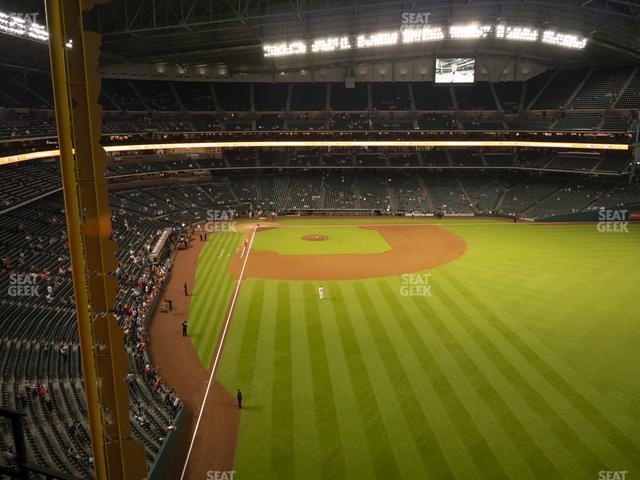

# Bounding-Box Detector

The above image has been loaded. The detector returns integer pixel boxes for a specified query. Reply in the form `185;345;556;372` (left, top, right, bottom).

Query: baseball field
185;218;640;479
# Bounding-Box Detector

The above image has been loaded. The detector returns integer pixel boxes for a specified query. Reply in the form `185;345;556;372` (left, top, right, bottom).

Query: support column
45;1;147;479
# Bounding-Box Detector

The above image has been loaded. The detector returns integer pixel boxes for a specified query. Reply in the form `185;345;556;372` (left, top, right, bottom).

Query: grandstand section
0;66;639;141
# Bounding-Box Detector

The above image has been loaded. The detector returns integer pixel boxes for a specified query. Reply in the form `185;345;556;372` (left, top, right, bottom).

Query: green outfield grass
187;231;242;367
252;225;390;255
196;220;640;479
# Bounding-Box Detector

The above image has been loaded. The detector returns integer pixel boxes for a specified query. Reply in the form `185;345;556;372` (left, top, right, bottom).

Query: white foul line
180;226;257;480
218;248;225;259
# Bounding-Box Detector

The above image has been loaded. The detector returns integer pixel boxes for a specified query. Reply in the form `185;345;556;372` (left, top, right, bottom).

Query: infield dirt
230;224;467;280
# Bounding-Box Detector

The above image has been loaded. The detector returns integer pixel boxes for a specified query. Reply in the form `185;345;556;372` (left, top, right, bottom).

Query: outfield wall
536;212;600;222
536;209;640;222
148;407;184;480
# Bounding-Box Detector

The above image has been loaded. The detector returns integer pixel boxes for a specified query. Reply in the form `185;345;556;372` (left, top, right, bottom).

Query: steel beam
93;0;640;39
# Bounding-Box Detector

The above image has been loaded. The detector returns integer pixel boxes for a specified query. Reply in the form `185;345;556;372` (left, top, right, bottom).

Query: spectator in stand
172;395;181;412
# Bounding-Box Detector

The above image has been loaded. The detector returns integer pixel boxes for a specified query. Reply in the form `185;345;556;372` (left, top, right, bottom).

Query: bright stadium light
311;36;351;53
263;23;588;57
356;31;398;48
495;25;538;42
0;10;74;47
0;140;628;166
401;26;445;44
0;12;46;40
542;30;587;49
449;23;492;39
263;41;307;57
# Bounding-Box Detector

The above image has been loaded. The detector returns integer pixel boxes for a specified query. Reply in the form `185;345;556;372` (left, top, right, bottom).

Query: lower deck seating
526;183;601;218
499;179;563;215
0;194;186;477
389;174;430;212
461;175;504;213
425;175;472;213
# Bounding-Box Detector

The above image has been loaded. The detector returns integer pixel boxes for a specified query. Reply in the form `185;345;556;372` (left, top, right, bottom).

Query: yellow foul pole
44;1;108;478
45;0;147;478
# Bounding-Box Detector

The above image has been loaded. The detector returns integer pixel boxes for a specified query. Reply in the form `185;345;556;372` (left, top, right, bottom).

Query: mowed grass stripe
348;281;446;480
316;284;377;480
423;276;582;478
288;282;323;479
438;264;632;413
431;273;611;473
217;280;256;383
192;233;241;366
189;233;229;330
270;282;295;478
444;262;640;424
447;261;640;411
396;294;516;479
243;280;279;476
374;279;488;480
301;282;348;479
188;234;231;345
229;280;277;477
189;232;241;366
329;283;402;479
232;280;265;393
441;271;640;469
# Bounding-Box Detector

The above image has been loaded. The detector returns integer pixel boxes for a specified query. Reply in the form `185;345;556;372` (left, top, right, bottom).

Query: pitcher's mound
302;235;328;241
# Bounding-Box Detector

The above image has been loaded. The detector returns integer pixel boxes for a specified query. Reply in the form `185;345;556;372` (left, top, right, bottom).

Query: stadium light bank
0;140;628;166
263;23;587;57
0;10;73;47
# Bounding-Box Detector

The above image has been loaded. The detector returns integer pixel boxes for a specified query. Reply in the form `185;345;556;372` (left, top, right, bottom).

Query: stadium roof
0;0;639;74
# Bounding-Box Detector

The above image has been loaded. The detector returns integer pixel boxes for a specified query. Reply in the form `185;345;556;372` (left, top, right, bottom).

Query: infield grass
194;220;640;479
252;225;390;255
